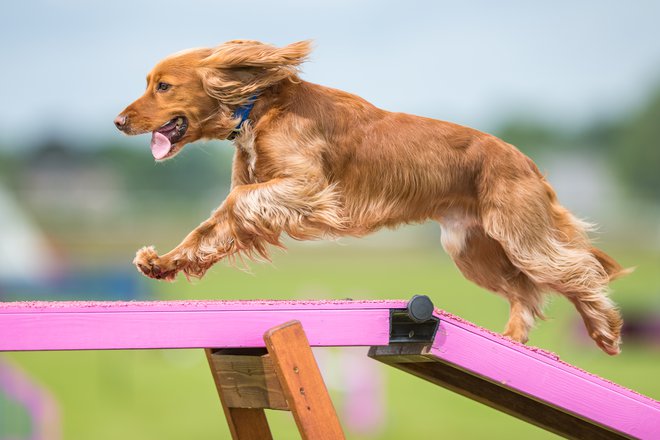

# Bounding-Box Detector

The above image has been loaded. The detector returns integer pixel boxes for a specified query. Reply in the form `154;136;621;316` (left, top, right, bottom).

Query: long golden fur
115;40;630;355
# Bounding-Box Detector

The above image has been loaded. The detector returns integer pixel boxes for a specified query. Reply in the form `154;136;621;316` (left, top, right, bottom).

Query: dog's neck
228;95;258;140
228;80;296;141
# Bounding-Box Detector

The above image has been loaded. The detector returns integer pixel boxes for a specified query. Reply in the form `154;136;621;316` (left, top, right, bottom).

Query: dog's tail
590;246;634;282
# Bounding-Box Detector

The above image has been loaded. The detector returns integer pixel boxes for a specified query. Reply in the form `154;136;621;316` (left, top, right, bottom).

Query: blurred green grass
7;245;660;439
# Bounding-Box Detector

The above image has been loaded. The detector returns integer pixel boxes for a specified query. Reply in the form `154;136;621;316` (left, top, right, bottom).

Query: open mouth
150;116;188;160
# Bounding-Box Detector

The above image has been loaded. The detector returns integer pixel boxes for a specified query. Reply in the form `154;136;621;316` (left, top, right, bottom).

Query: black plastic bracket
389;295;439;343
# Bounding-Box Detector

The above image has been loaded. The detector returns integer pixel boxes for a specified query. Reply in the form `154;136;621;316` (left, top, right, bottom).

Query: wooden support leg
264;321;345;440
206;321;344;439
205;348;274;440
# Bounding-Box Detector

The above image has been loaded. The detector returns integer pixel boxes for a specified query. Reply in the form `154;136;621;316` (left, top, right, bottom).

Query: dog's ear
198;40;312;105
203;40;312;69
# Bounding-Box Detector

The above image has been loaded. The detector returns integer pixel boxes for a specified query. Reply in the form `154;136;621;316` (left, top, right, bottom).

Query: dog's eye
157;82;171;92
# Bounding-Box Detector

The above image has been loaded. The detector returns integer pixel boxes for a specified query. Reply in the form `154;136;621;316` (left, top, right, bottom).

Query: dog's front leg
133;178;344;280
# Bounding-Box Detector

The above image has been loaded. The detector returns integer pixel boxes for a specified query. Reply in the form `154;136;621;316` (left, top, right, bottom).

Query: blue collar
232;95;258;133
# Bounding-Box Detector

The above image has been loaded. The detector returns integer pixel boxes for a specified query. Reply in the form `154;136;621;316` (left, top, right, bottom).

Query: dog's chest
234;128;258;182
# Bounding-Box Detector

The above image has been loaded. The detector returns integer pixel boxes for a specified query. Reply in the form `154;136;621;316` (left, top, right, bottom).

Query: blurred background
1;1;659;438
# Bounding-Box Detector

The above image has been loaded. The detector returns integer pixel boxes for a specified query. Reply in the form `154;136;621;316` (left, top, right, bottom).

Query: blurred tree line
498;83;660;203
0;139;234;212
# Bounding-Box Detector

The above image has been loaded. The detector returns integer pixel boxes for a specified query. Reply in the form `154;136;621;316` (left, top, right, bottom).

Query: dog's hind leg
479;170;623;355
440;218;545;345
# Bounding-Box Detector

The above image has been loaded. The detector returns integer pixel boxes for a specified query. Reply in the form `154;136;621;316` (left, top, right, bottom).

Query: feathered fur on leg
134;177;345;280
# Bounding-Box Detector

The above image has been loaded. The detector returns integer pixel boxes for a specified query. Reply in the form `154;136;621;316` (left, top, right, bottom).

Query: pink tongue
150;132;172;159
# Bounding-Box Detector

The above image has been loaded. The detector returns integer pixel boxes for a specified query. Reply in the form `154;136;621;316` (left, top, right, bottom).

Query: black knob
407;295;434;323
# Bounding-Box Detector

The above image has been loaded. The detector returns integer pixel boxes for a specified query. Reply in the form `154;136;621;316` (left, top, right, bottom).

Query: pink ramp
0;298;659;439
371;307;660;439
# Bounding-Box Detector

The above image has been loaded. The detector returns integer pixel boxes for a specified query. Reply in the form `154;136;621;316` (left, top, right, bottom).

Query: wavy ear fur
198;40;312;105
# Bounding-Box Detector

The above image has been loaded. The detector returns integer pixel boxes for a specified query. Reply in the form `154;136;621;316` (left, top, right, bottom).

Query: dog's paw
502;330;529;345
133;246;180;281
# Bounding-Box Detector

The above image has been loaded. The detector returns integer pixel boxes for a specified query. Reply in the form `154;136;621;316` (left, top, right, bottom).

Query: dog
115;40;630;355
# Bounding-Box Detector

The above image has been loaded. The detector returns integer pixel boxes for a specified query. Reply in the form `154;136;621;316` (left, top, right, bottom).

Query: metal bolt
408;330;415;338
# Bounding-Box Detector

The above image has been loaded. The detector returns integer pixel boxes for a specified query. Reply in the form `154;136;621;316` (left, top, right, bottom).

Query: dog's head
114;40;311;160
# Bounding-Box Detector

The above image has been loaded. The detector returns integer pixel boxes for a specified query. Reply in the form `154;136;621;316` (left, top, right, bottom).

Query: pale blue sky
2;0;660;147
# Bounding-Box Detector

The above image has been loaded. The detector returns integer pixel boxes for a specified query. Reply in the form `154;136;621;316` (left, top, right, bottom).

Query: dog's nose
114;114;127;131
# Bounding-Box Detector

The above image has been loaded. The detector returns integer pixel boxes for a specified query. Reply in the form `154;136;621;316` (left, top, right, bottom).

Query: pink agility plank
427;309;660;439
1;299;659;438
0;300;404;351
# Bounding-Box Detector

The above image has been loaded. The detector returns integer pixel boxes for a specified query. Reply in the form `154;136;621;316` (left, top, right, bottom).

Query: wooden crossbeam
208;350;288;410
205;348;274;440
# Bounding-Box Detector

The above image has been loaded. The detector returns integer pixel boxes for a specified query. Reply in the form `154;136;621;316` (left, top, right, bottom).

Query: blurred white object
0;183;54;282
